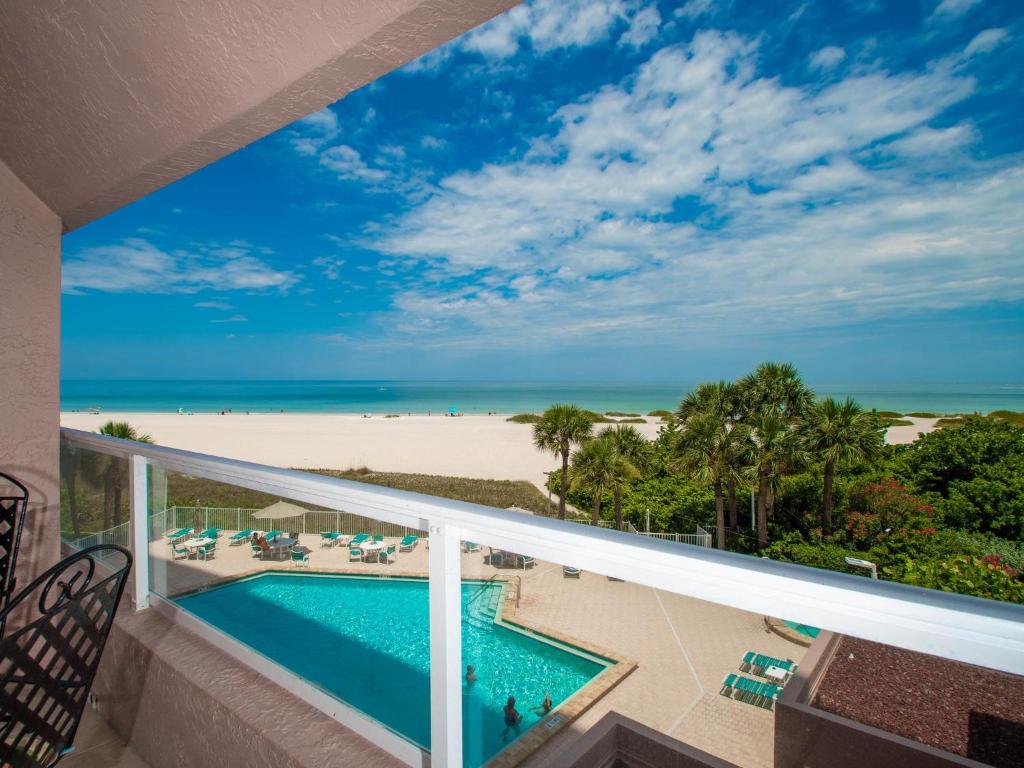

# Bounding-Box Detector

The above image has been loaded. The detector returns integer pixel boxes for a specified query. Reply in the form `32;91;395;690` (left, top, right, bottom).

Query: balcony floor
63;708;150;768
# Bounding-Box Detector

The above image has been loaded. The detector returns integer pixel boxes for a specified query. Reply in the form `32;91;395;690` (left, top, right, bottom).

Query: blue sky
62;0;1024;383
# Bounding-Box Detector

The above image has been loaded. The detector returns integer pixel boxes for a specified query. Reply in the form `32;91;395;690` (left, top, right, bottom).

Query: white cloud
355;30;1022;352
313;255;347;280
63;238;298;295
211;314;248;324
194;300;234;310
619;5;661;47
319;145;389;184
963;28;1010;58
289;107;339;156
931;0;981;21
809;46;846;71
420;135;447;150
675;0;716;20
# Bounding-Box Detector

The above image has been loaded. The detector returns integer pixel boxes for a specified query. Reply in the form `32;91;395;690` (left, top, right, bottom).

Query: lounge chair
265;530;284;542
399;535;418;552
562;565;581;578
373;533;384;543
464;541;481;553
199;527;220;539
349;547;364;563
516;555;536;569
172;544;191;560
291;548;310;567
378;545;397;564
349;533;370;547
741;652;797;681
320;532;340;547
729;675;779;710
229;529;254;545
166;527;190;540
197;543;216;561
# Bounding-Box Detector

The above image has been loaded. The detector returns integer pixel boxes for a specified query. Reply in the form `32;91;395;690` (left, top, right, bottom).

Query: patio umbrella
252;500;309;521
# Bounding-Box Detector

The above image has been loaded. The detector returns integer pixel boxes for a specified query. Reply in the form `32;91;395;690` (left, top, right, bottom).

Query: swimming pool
175;574;607;766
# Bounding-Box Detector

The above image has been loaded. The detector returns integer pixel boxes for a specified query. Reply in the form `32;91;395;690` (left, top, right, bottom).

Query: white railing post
129;454;150;611
429;521;462;767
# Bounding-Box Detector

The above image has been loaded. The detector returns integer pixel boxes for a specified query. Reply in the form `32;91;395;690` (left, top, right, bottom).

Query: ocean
60;380;1024;416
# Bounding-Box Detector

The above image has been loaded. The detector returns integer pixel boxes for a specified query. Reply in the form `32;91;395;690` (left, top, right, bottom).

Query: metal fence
571;518;711;547
162;506;420;538
66;520;131;553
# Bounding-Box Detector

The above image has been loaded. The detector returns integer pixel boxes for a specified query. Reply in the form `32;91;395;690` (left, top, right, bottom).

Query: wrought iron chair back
0;472;29;637
0;545;132;768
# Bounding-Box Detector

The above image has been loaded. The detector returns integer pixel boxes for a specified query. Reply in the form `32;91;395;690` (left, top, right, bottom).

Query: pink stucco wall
0;158;62;590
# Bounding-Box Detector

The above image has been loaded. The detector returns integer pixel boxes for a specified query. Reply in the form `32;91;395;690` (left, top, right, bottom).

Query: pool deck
150;533;805;768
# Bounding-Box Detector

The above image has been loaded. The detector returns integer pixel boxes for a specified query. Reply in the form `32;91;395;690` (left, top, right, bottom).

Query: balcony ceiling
0;0;518;232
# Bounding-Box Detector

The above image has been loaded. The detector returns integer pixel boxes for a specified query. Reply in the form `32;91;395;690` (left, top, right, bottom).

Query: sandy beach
59;412;938;488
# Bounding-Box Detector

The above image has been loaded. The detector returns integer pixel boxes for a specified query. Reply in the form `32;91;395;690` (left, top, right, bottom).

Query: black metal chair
0;545;132;767
0;472;29;637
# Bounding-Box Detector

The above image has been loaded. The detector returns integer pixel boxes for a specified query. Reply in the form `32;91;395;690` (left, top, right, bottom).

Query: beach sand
59;412;938;488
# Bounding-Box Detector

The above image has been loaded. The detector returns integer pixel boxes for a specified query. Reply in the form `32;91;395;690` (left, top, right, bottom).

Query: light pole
844;556;878;579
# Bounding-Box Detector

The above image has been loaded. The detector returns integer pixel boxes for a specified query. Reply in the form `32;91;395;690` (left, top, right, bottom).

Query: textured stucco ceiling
0;0;518;232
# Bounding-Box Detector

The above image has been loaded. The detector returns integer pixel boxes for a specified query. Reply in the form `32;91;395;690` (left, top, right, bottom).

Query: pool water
783;620;821;638
175;574;606;766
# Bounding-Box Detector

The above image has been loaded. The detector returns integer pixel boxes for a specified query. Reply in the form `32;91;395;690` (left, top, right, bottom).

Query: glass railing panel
146;463;430;756
58;435;131;552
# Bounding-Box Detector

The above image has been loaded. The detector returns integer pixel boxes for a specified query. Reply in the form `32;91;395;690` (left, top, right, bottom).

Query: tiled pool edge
483;580;639;768
164;568;637;768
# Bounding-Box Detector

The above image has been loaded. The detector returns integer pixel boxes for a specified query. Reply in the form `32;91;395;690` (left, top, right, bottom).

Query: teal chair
291;548;310;567
197;542;217;561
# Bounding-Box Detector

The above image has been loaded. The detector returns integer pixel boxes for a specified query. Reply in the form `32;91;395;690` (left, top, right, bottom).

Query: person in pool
465;665;477;688
531;691;553;716
502;696;522;740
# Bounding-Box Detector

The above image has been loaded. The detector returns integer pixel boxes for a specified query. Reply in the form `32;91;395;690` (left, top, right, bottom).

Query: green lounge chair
516;554;536;569
320;532;340;547
730;675;779;710
291;548;310;567
379;545;397;564
373;533;384;543
349;547;364;563
166;527;189;540
229;529;254;545
741;651;797;680
197;543;217;561
720;673;738;697
399;535;418;552
349;533;370;546
562;565;581;578
249;541;263;558
172;544;191;560
463;541;481;553
265;530;284;541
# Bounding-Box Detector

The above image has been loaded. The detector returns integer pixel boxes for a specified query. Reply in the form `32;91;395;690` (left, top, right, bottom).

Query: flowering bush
842;479;936;549
887;555;1024;605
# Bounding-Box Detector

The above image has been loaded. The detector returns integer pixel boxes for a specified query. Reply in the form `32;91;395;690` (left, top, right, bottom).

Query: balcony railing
59;427;1024;768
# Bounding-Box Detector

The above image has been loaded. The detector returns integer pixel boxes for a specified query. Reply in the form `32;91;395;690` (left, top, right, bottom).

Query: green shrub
582;410;616;423
882;418;914;427
506;413;541;424
384;414;400;418
886;556;1024;604
605;411;641;417
876;411;904;419
647;409;672;419
617;417;647;424
990;410;1024;426
935;417;965;427
906;412;937;418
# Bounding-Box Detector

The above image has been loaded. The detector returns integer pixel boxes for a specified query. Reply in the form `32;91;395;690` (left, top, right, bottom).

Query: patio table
182;537;214;551
764;665;788;683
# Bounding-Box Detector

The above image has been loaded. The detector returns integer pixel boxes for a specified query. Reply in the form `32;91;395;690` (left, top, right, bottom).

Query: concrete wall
0;158;62;595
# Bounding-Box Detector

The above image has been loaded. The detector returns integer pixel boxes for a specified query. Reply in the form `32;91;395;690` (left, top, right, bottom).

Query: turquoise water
175;574;606;766
783;620;821;639
61;379;1024;415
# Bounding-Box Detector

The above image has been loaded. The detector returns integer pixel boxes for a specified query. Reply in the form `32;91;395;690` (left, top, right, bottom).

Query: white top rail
61;427;1024;675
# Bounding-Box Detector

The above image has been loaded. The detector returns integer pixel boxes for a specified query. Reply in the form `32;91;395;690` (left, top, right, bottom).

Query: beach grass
905;411;938;418
605;411;641;417
990;410;1024;426
882;418;914;427
646;409;672;419
615;417;648;424
507;413;541;424
876;411;904;419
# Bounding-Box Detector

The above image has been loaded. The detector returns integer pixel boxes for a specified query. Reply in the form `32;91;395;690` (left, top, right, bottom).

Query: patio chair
249;541;263;558
516;555;536;569
229;529;254;545
399;534;418;552
378;545;397;564
172;544;192;560
0;471;29;635
562;565;581;578
258;538;274;560
0;545;131;768
349;547;364;563
463;541;481;553
319;532;339;547
291;549;310;567
197;543;217;561
373;534;384;543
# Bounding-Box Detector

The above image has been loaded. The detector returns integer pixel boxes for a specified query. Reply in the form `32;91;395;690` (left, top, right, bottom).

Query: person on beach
502;696;521;740
531;692;552;716
465;665;477;688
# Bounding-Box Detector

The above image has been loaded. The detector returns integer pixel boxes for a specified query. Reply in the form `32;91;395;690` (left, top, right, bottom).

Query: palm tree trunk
592;488;603;525
559;449;569;520
715;479;725;549
614;487;623;531
756;473;769;549
822;459;835;532
766;487;775;520
726;477;737;529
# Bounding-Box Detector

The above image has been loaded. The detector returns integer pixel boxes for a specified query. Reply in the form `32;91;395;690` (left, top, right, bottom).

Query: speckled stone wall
0;158;62;591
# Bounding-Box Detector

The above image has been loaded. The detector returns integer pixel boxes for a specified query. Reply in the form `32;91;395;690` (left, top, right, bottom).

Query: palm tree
96;421;153;528
737;362;812;421
570;435;638;525
533;404;594;519
747;410;806;548
677;380;746;528
799;397;884;531
602;425;652;530
673;412;751;549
